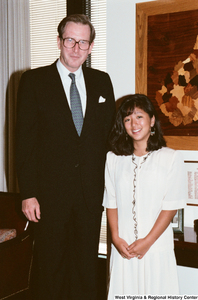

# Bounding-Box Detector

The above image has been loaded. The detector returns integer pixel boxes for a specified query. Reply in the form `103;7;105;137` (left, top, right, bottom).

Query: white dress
103;147;187;298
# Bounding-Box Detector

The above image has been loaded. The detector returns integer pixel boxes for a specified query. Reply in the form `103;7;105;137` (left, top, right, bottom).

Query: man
16;14;115;300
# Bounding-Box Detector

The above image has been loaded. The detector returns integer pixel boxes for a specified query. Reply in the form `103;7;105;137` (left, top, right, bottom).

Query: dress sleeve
162;150;187;210
102;152;117;209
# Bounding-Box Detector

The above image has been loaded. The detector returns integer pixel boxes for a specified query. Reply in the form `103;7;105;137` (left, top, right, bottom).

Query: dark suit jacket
16;61;115;220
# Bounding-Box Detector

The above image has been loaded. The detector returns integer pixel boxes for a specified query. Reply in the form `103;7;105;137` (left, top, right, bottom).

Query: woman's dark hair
109;94;166;155
57;14;95;43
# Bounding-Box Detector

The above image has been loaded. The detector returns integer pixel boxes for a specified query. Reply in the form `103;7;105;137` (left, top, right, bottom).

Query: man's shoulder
82;65;109;78
82;66;112;88
22;62;57;81
22;61;57;79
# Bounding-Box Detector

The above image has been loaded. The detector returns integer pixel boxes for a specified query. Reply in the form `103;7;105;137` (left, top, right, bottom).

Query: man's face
57;21;94;72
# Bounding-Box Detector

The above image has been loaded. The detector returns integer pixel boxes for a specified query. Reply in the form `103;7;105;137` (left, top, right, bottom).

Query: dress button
75;164;79;168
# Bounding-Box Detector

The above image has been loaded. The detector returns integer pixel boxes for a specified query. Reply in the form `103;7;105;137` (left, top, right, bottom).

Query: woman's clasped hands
113;236;151;260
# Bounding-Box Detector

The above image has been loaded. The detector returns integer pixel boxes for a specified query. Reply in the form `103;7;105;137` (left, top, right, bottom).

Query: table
174;227;198;268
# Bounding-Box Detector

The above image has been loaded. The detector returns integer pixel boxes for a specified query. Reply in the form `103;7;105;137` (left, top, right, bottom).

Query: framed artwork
185;160;198;206
136;0;198;150
180;150;198;206
172;209;184;234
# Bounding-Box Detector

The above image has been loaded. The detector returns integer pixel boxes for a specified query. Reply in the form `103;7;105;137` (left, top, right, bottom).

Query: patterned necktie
69;73;83;136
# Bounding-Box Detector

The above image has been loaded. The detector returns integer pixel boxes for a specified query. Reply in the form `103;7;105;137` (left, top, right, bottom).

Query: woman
103;94;186;297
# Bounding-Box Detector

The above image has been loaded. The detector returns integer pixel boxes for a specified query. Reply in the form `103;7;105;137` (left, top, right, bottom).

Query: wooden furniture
0;192;34;300
174;227;198;268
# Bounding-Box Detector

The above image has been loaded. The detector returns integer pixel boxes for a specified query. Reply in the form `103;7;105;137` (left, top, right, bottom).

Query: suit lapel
50;61;79;137
50;63;100;138
81;66;99;137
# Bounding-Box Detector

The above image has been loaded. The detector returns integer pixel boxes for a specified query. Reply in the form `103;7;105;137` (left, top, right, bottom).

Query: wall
106;0;135;99
106;0;198;295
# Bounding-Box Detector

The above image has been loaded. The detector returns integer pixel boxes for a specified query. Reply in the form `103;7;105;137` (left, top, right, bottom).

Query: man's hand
22;197;41;222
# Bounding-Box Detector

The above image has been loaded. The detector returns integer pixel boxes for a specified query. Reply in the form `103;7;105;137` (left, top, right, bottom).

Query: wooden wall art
136;0;198;150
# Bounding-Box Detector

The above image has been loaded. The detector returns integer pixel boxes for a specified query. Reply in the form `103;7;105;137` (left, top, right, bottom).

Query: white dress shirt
56;59;87;116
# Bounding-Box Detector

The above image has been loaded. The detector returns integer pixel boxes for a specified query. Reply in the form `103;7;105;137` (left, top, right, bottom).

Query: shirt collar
57;58;83;81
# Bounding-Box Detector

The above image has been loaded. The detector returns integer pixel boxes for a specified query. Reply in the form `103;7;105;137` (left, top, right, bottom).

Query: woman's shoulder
154;147;184;163
106;151;130;158
106;151;119;162
157;147;175;155
106;151;130;164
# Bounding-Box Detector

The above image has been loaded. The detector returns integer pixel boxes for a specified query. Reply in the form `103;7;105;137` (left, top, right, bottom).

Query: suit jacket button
75;164;79;168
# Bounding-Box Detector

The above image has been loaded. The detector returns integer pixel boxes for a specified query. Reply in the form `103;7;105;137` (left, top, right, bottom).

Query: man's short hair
57;14;95;43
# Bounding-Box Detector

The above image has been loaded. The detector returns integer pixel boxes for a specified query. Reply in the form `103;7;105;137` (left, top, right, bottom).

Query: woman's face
123;107;155;145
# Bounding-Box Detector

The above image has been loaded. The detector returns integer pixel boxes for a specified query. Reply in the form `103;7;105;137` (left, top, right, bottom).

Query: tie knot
69;73;75;83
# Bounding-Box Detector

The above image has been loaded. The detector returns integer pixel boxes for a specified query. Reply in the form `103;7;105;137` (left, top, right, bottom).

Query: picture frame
180;150;198;206
172;150;198;235
136;0;198;150
185;160;198;206
172;209;184;234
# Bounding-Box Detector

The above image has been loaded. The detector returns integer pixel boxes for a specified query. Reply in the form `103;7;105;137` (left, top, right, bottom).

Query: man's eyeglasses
62;37;90;50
